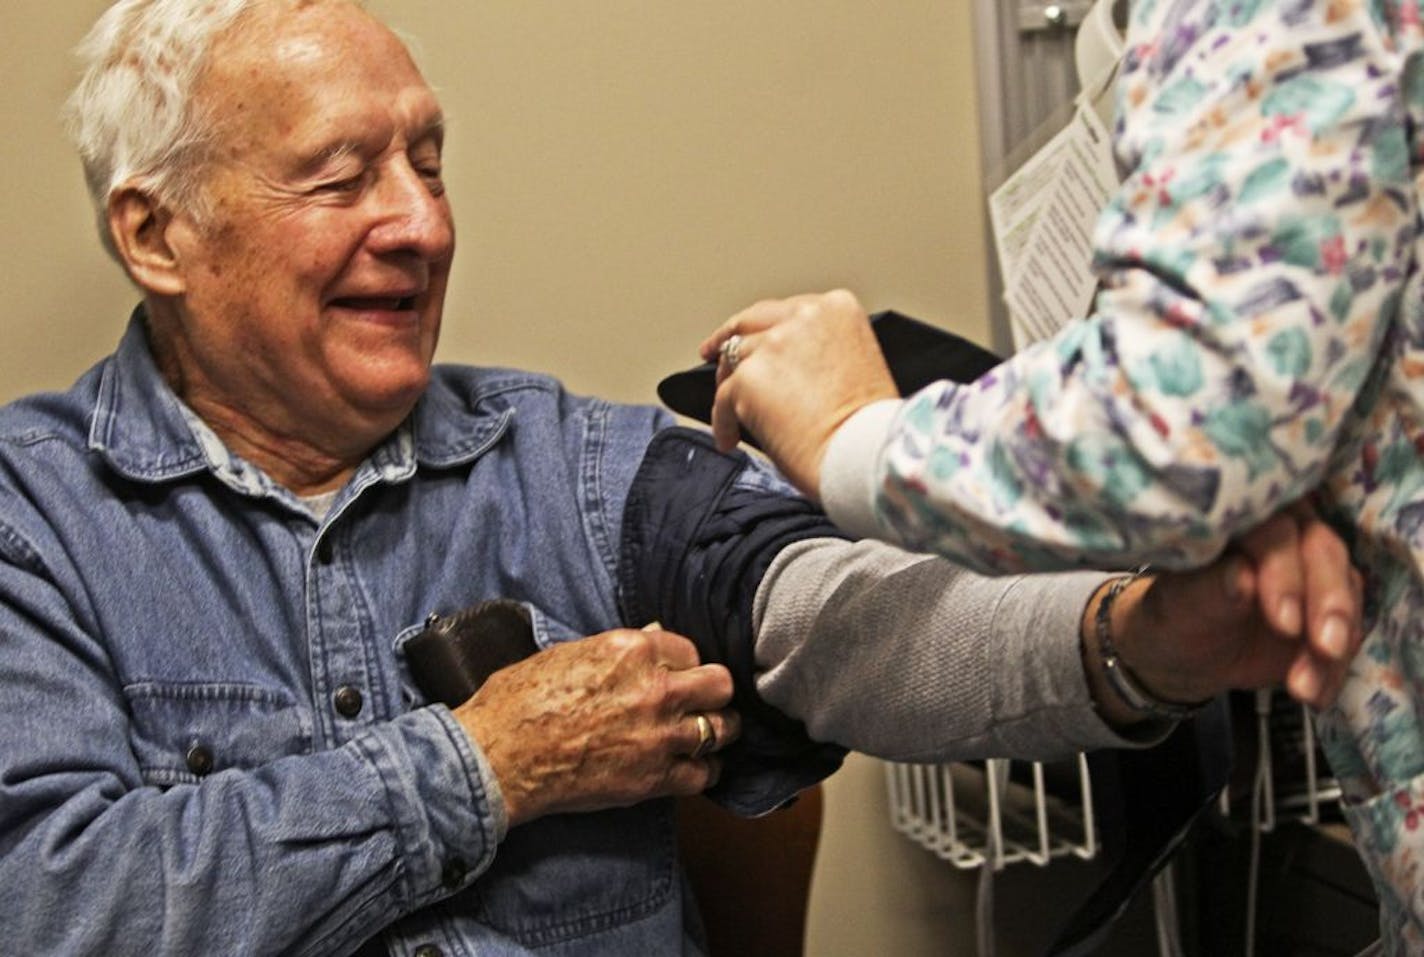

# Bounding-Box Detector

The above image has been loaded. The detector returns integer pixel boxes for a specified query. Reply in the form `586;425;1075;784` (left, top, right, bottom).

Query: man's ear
107;187;188;297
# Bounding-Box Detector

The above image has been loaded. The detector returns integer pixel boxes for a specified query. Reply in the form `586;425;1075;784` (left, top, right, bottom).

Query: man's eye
420;167;446;195
318;174;366;194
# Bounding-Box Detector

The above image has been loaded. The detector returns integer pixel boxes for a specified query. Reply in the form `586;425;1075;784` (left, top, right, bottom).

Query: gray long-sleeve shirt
755;539;1162;764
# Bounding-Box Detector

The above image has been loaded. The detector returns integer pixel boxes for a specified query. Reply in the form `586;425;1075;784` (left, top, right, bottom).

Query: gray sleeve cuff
986;572;1175;755
819;399;903;541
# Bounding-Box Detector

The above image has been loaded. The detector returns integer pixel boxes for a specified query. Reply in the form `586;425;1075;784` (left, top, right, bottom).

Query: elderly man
0;0;1360;954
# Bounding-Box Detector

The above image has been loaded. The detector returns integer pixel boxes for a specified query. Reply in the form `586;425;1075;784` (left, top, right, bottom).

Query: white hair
64;0;364;260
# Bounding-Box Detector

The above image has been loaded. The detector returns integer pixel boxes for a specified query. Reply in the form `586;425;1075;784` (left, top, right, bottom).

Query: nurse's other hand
700;289;897;499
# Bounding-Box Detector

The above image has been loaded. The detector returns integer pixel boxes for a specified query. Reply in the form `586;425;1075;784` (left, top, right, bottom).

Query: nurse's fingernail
1290;664;1321;703
1320;614;1350;660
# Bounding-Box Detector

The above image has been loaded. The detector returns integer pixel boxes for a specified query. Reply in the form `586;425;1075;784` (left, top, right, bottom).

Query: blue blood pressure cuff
619;427;849;816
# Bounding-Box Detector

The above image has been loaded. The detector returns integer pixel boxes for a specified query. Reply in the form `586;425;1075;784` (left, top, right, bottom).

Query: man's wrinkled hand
453;628;741;828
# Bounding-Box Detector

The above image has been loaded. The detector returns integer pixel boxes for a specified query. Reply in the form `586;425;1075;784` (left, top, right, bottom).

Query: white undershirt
302;490;339;522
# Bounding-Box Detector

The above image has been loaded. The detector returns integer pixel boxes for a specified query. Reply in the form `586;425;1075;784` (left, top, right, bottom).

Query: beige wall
1;0;991;405
1;2;1005;953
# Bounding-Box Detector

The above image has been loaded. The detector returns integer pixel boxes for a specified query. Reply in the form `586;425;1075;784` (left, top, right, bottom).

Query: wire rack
885;754;1098;871
885;696;1340;872
882;695;1346;957
1222;688;1342;830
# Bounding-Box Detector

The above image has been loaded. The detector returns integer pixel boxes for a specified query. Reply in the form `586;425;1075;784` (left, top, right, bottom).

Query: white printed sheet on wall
988;0;1124;352
990;97;1117;352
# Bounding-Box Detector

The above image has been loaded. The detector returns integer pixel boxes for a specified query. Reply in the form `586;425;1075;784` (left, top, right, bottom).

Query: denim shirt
0;314;797;955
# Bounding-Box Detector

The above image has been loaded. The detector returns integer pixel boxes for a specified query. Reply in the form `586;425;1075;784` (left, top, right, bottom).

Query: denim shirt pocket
391;601;569;708
122;682;313;787
394;602;681;946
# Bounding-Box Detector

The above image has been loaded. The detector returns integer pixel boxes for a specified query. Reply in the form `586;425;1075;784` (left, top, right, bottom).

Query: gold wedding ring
691;712;717;759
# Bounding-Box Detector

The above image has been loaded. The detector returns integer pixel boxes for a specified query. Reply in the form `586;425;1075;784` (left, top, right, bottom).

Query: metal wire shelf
885;754;1098;872
882;696;1347;957
884;697;1340;874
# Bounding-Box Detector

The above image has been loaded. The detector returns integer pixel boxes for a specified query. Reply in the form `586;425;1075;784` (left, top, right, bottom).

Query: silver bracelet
1095;569;1210;720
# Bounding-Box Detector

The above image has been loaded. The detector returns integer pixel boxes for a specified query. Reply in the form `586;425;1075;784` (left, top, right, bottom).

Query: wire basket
884;694;1341;873
885;754;1098;871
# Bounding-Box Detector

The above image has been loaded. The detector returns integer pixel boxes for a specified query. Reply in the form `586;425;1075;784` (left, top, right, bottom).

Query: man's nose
367;161;455;260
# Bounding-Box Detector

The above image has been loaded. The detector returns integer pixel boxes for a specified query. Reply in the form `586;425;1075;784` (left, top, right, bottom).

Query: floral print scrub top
836;1;1424;947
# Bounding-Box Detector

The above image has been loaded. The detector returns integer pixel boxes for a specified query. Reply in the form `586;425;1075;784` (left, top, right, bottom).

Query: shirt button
413;946;443;957
333;685;364;719
440;857;468;890
185;744;214;776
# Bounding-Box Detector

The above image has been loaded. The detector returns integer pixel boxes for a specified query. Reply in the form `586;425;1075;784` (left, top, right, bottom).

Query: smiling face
140;0;455;488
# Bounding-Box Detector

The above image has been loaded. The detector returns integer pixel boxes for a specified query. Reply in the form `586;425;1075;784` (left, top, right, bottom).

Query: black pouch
404;599;540;708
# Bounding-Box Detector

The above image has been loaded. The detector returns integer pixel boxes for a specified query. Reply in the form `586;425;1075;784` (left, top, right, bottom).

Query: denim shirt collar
87;309;513;504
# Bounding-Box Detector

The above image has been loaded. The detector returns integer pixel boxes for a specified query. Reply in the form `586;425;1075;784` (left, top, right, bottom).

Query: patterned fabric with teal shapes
871;1;1424;948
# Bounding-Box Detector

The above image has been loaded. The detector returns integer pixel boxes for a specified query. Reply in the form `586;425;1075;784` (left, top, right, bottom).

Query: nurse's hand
699;289;898;499
1084;505;1363;722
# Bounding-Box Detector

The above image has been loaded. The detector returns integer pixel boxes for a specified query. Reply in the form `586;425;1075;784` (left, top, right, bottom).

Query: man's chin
337;362;432;420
